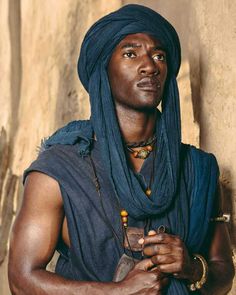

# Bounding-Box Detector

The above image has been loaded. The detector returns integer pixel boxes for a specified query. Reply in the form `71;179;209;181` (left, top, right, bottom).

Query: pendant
133;149;150;159
133;145;153;159
145;188;152;196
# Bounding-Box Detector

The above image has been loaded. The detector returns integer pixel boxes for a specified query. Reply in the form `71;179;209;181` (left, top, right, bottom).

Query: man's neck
115;105;157;173
115;105;157;144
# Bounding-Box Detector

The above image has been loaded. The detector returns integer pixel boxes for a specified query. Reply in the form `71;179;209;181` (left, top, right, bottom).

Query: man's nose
138;55;159;76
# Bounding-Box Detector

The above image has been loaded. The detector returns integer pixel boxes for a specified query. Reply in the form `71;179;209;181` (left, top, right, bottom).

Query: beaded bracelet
188;254;208;291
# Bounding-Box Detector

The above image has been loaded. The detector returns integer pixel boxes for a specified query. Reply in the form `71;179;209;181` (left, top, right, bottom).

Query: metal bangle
188;254;208;291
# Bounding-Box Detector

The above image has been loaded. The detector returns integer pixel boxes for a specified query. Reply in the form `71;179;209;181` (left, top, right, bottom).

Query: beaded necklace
125;135;157;159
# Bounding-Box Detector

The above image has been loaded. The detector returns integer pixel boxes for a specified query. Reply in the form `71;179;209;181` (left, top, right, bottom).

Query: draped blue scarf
43;5;218;294
47;4;182;219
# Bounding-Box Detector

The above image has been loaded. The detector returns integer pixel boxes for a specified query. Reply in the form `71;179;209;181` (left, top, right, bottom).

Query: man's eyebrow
153;46;166;52
120;43;166;52
120;43;142;49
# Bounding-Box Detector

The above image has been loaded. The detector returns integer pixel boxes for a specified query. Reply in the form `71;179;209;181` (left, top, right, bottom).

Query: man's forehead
117;33;165;50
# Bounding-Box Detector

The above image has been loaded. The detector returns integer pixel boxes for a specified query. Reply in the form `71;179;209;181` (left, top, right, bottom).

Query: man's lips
136;77;161;91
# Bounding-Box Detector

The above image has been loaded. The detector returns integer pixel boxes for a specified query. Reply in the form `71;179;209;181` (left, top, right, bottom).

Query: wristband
188;254;208;291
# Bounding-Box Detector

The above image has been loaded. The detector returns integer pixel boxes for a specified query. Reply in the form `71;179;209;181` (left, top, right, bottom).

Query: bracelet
188;254;208;291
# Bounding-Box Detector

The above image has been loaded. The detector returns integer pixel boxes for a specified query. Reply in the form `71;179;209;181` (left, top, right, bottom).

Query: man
8;4;234;294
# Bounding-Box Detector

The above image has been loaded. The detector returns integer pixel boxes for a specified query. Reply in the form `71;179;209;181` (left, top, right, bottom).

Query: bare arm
8;172;112;294
8;172;166;295
199;221;235;294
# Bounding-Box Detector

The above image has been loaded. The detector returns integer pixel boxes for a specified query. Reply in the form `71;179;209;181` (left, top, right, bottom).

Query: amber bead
120;209;128;217
145;188;152;196
122;216;128;222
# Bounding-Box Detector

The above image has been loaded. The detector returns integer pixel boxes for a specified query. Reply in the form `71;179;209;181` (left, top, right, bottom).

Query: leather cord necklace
89;155;143;263
89;155;124;248
145;145;156;197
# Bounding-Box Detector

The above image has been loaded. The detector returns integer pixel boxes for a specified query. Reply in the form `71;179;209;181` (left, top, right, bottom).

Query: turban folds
78;4;181;91
77;4;182;219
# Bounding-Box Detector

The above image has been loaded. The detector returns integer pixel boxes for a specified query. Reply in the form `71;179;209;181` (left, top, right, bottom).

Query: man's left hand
138;230;200;282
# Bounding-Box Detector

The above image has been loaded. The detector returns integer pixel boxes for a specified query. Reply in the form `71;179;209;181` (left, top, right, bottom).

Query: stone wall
0;0;235;293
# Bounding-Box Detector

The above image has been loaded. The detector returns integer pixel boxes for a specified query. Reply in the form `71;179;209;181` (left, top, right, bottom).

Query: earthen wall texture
0;1;122;293
0;0;235;293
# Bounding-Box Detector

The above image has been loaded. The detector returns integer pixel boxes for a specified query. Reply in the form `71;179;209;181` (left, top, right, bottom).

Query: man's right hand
116;258;169;295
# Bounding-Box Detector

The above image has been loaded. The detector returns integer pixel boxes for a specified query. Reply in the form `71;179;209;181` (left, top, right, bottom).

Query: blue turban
44;4;182;218
43;5;218;293
76;4;182;219
78;5;181;89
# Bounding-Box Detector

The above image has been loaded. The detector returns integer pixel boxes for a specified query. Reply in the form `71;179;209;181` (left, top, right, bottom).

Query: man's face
108;33;168;111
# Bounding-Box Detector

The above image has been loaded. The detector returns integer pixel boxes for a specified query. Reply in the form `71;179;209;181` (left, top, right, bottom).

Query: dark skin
8;33;234;294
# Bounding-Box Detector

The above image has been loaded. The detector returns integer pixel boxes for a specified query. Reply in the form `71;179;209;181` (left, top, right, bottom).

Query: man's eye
153;54;166;61
123;52;136;58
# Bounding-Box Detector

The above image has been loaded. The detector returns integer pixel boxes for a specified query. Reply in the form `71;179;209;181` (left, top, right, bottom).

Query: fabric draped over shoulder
38;4;219;294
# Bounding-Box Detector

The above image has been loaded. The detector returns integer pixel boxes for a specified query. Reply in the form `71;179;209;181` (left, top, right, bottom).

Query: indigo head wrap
77;4;182;218
78;4;181;90
44;4;183;218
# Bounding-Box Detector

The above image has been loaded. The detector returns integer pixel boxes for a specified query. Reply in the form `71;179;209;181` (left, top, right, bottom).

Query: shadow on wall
188;4;236;253
220;170;236;247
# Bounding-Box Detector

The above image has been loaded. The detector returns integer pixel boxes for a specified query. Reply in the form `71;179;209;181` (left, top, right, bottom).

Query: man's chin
136;98;162;111
132;103;160;113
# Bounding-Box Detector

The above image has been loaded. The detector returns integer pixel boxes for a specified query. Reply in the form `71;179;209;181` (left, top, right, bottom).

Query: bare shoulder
23;171;63;211
9;171;64;275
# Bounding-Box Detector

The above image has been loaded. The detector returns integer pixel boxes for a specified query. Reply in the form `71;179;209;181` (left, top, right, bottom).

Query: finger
145;244;184;257
143;233;182;246
138;238;144;245
151;254;176;265
144;244;173;256
138;231;158;246
148;230;157;236
157;262;182;274
135;258;154;271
